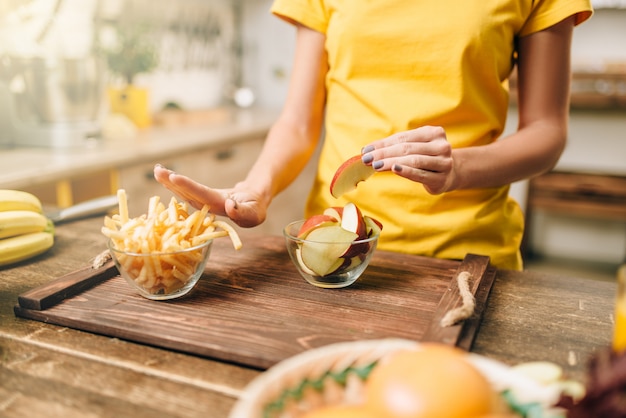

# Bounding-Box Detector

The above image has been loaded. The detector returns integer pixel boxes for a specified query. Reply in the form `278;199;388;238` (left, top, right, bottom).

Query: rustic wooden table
0;216;616;418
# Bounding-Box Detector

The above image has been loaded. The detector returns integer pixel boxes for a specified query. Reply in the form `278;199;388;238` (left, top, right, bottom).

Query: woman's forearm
241;24;328;206
451;120;567;190
242;117;322;205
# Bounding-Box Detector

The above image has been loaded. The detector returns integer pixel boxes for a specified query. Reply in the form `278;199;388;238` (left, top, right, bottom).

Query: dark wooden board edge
15;260;118;311
421;254;495;350
13;251;497;368
456;263;497;350
13;303;269;370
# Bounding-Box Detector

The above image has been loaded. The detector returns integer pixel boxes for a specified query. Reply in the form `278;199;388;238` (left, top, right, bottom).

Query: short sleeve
271;0;329;34
519;0;593;37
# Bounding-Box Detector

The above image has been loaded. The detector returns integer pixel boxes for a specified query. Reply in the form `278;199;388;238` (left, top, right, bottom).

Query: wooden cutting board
14;236;496;370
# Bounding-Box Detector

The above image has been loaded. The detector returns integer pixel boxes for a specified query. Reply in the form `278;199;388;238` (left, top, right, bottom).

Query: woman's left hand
360;125;456;194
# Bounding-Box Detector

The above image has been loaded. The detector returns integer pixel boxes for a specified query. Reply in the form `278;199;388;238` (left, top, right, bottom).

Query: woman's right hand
153;164;268;228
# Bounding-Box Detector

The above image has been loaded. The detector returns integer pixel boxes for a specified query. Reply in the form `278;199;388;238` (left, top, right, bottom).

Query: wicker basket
229;339;563;418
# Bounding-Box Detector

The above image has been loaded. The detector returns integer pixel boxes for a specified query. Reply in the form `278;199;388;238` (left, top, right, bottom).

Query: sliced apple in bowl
299;225;358;277
340;202;370;257
364;215;383;238
322;206;343;223
284;202;383;288
298;214;338;238
329;155;375;198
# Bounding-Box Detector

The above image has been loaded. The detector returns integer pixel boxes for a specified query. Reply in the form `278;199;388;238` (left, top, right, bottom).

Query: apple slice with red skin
340;202;367;239
364;215;383;238
298;214;338;238
341;202;370;257
330;155;376;198
322;206;344;223
331;254;363;275
295;247;317;276
299;225;358;276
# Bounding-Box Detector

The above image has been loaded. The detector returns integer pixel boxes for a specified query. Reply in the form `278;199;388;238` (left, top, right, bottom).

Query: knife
46;195;119;224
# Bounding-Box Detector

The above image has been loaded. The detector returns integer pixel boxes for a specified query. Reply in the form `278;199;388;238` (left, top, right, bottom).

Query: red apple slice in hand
330;155;376;198
299;225;358;276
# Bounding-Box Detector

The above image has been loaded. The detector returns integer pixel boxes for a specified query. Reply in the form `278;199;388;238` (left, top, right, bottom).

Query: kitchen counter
0;107;278;191
0;215;617;417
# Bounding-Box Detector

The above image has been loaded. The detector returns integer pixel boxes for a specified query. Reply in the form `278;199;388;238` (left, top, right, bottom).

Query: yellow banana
0;189;43;213
0;210;49;239
0;231;54;267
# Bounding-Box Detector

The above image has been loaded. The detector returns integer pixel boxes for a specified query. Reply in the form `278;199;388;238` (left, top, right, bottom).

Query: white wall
240;0;294;109
572;7;626;69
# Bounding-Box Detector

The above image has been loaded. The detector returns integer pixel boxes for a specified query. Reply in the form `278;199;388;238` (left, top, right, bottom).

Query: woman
155;0;593;270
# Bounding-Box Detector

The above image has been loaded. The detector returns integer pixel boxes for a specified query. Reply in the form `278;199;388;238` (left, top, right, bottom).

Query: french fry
213;220;243;250
117;189;129;223
102;190;243;295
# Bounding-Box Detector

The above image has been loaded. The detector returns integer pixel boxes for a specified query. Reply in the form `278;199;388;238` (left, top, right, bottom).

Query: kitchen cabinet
2;107;312;237
0;107;284;226
523;171;626;259
503;98;626;264
527;171;626;221
22;170;117;209
117;138;265;216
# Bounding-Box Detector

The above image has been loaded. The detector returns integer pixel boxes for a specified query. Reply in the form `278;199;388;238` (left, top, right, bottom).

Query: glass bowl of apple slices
284;203;382;288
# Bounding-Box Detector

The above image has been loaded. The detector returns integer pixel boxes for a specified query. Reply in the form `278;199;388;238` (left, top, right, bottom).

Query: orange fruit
365;343;495;418
301;404;379;418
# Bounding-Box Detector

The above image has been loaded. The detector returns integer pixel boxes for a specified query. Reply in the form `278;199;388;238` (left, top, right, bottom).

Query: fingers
362;126;449;163
154;164;229;215
391;165;451;194
153;164;175;187
361;127;451;172
362;126;447;153
360;126;455;194
153;164;267;227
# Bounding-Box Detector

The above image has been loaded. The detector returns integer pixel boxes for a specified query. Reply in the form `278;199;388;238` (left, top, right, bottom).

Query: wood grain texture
17;261;117;311
1;216;617;417
14;237;494;370
422;254;496;348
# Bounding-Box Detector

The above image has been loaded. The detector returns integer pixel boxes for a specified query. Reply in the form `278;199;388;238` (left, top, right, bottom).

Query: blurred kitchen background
0;0;624;280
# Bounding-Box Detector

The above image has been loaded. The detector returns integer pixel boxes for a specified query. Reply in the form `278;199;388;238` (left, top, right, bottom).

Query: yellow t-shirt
271;0;592;270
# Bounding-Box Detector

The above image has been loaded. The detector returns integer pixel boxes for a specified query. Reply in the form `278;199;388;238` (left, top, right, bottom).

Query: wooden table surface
0;216;616;418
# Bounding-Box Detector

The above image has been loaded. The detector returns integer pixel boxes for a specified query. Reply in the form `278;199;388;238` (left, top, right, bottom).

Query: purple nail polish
373;161;383;170
362;154;373;164
362;145;375;154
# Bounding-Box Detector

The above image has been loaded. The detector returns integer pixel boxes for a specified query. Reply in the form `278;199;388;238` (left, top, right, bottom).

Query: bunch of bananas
0;190;54;267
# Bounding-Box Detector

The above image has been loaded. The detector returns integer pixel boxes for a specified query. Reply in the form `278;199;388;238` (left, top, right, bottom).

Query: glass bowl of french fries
102;190;242;300
107;238;214;300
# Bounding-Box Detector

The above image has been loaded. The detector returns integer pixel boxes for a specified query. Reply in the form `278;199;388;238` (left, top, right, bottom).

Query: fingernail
362;153;373;164
155;163;173;174
392;164;402;172
361;145;375;154
373;161;383;170
226;193;239;210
